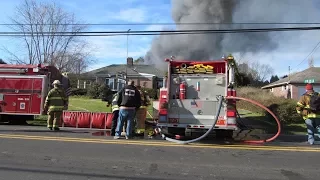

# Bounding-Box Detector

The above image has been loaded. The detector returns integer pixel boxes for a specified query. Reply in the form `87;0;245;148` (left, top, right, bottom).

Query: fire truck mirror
0;94;3;101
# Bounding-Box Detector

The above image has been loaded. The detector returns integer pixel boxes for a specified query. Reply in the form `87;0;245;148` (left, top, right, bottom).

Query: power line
292;40;320;72
1;22;320;26
0;26;320;36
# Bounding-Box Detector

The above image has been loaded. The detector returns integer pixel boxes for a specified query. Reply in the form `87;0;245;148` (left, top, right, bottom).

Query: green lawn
29;97;306;135
68;96;111;112
30;96;154;126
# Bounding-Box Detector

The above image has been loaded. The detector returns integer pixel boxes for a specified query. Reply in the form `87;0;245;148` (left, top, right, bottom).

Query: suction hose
159;96;281;144
225;96;281;143
160;95;224;145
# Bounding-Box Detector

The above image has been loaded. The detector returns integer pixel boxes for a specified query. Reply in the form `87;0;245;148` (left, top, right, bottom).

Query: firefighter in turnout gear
296;83;320;145
44;80;68;131
135;86;151;135
110;93;120;136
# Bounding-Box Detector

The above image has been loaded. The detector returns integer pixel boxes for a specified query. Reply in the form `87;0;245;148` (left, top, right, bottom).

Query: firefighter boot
47;112;54;130
53;111;62;131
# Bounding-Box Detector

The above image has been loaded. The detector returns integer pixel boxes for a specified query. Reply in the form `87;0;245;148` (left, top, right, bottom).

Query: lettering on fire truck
17;98;30;101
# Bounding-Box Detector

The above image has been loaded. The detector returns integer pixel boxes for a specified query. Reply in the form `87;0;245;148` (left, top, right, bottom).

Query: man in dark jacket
114;80;141;139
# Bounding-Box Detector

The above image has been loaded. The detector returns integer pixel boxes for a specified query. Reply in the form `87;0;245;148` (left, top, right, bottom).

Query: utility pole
288;66;291;81
126;29;131;84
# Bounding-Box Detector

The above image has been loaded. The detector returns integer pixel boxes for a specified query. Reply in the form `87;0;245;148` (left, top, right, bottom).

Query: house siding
291;84;300;100
128;77;153;89
270;85;289;98
269;84;299;100
79;64;165;91
94;76;163;91
268;84;320;100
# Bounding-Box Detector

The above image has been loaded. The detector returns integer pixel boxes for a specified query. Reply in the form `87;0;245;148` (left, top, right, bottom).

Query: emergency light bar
0;68;27;73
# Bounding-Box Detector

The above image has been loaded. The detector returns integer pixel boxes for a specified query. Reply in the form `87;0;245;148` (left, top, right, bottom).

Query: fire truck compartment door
168;99;225;125
3;94;31;113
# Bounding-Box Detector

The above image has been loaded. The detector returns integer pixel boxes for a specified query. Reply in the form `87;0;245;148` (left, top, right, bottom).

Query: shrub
99;84;113;101
236;87;301;124
70;88;87;96
141;87;158;99
87;82;113;99
87;82;101;99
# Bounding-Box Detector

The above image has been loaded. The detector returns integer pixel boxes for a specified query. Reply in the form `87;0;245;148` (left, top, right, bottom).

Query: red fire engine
152;55;238;139
0;64;71;124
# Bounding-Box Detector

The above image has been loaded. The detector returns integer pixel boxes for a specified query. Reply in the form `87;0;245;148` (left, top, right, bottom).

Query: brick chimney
127;57;133;67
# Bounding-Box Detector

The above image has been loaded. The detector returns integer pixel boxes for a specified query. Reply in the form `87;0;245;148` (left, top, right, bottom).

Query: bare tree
308;56;314;68
237;59;274;82
247;61;274;82
5;0;92;73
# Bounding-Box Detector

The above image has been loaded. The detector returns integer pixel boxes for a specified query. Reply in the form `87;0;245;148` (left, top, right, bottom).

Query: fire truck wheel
165;127;185;138
215;130;234;140
7;115;30;125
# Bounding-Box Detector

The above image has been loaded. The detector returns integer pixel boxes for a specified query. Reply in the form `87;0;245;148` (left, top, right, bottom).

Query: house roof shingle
83;64;165;78
262;67;320;89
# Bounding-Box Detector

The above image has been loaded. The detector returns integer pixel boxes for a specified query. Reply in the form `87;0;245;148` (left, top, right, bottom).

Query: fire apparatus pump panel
169;73;226;125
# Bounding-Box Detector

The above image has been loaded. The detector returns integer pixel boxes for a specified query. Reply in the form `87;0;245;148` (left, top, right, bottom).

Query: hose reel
181;63;187;69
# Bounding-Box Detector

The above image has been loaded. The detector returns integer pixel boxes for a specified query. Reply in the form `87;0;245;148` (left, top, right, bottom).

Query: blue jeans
305;118;320;144
115;109;136;137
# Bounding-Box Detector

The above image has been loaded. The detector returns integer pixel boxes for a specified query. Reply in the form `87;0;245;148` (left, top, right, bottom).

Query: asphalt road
0;125;319;180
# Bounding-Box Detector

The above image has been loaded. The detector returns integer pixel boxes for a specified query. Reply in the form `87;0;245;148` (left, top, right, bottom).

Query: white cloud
145;25;165;31
86;36;148;60
232;50;320;77
108;8;147;23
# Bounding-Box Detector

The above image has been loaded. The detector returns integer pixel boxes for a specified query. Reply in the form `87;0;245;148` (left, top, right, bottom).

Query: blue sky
0;0;173;71
0;0;320;79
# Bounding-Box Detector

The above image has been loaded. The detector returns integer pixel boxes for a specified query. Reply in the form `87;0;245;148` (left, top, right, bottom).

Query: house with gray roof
261;67;320;100
82;58;165;91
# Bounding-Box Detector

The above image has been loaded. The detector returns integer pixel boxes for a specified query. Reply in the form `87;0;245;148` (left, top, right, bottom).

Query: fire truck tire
164;127;185;138
215;130;234;140
7;115;30;125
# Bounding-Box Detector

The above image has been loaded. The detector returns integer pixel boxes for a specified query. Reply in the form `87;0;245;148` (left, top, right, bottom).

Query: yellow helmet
52;80;62;85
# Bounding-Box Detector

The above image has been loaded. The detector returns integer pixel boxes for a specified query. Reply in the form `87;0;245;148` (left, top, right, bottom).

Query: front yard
29;96;306;135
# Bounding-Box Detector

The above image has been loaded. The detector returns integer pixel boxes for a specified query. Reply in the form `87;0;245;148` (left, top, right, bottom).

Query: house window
106;78;115;90
118;79;125;91
157;81;163;89
105;79;109;86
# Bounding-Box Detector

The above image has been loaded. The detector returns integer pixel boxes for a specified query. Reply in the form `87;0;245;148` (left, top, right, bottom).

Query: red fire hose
225;96;281;143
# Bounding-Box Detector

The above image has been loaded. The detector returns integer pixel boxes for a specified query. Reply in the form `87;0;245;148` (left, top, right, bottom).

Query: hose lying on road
159;96;281;145
159;95;224;145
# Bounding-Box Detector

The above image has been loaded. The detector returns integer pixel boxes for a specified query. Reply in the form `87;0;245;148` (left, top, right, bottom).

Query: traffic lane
2;133;320;153
0;138;318;180
0;125;319;148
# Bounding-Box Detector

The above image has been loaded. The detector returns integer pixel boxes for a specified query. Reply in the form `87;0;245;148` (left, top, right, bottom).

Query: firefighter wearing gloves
296;83;320;145
110;93;120;136
114;80;141;139
44;80;68;131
